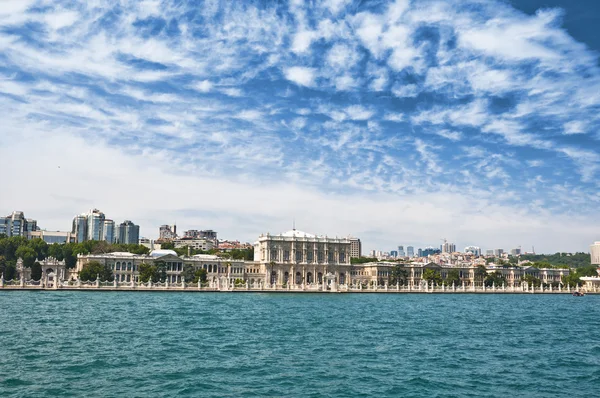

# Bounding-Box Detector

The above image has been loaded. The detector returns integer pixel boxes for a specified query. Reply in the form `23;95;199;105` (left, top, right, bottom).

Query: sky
1;0;600;254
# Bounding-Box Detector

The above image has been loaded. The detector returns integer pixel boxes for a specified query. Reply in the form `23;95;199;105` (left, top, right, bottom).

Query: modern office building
510;247;522;256
407;246;414;257
494;249;505;257
485;249;495;256
0;211;38;237
28;230;76;244
398;246;405;257
390;250;398;258
419;246;441;257
117;220;140;245
72;209;136;244
72;215;87;242
349;237;361;258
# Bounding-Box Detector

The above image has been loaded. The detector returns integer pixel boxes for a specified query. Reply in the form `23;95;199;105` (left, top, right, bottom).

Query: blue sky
1;0;600;254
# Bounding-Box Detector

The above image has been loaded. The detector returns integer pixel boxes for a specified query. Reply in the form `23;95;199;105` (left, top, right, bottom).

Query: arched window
116;262;121;270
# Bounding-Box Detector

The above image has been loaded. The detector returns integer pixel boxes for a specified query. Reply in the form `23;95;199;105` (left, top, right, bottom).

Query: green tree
182;264;195;282
193;268;207;284
28;238;48;261
484;271;507;287
474;265;488;284
15;245;37;268
422;269;442;285
138;263;157;283
445;269;461;286
160;241;175;250
390;264;409;285
522;274;541;287
48;243;64;261
155;260;167;282
79;261;114;282
31;261;42;281
4;262;16;280
351;257;379;264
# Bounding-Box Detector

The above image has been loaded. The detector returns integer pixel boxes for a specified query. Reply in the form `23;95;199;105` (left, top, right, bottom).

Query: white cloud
284;66;316;87
345;105;374;121
192;80;213;93
391;83;420;98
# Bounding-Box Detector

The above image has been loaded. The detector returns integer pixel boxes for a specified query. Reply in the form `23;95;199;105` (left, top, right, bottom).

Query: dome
149;249;178;258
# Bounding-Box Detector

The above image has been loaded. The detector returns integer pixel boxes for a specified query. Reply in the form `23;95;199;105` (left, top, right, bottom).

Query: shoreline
0;286;595;294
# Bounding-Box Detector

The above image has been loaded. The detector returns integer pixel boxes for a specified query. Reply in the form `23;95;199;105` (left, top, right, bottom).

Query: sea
0;291;599;397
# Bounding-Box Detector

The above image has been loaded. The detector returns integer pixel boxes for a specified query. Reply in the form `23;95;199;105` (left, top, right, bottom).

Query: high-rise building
349;237;362;258
72;209;135;243
159;224;177;240
591;242;600;265
407;246;414;257
485;249;494;256
0;211;38;237
85;209;105;241
72;215;87;242
101;220;115;243
185;229;218;240
390;250;398;258
117;220;140;245
494;249;504;257
398;245;405;257
421;246;440;257
510;247;521;256
442;242;456;253
464;246;481;256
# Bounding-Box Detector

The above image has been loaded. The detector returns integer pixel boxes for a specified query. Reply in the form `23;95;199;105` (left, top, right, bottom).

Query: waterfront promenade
0;278;595;294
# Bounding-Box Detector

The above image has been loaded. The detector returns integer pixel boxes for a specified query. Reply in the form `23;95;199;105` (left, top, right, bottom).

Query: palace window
340;252;345;263
307;252;314;262
318;251;324;262
328;252;333;262
270;249;278;261
283;250;290;261
295;251;302;262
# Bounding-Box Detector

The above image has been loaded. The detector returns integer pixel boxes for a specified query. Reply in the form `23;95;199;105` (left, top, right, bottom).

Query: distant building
28;230;75;244
591;242;600;265
407;246;414;257
420;246;441;257
117;220;140;245
0;211;38;237
173;237;215;251
398;246;405;257
390;250;398;257
159;224;177;240
494;249;504;257
71;209;137;244
442;242;456;253
510;247;521;256
485;249;494;256
349;237;362;258
184;229;218;241
464;246;481;256
101;219;115;243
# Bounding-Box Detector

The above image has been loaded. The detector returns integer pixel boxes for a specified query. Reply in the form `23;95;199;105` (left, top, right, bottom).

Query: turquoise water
1;292;599;397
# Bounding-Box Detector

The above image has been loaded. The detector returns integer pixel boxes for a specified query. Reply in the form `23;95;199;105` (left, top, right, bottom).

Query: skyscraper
407;246;414;257
398;245;405;257
442;242;456;253
464;246;481;256
72;215;87;242
101;219;115;243
0;211;38;237
117;220;140;245
86;209;106;241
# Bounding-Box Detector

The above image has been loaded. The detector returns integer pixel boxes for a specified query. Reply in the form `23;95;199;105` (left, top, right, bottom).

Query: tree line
0;234;150;281
159;242;254;260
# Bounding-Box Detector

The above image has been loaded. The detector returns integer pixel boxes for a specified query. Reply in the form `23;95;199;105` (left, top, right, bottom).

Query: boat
572;291;585;297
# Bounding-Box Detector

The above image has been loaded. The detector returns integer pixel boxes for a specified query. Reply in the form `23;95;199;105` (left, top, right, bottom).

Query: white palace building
67;229;573;290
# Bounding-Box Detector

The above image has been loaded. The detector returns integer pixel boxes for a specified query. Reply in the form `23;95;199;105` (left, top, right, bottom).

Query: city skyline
1;1;600;254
